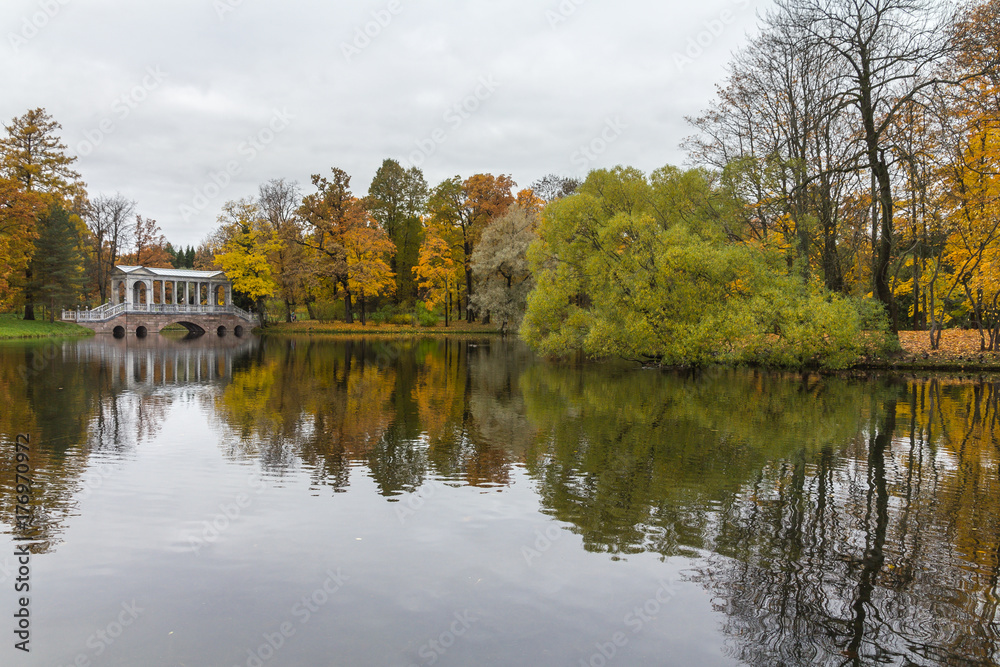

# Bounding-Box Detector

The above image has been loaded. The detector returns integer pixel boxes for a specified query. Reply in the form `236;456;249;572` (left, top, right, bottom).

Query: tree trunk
359;294;366;326
821;198;844;292
24;267;34;321
343;287;354;324
464;240;474;322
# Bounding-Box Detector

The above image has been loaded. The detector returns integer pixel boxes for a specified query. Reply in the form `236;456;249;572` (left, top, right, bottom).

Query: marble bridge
61;265;259;336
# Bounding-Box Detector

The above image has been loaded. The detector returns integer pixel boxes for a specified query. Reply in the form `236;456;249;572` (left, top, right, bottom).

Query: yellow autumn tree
0;176;44;309
935;81;1000;349
213;198;281;320
414;223;459;326
343;221;395;325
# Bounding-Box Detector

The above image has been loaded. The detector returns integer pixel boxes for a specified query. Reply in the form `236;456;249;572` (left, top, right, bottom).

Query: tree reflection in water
2;335;1000;663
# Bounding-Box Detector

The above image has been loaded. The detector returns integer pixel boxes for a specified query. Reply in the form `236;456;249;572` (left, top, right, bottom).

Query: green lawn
0;313;95;339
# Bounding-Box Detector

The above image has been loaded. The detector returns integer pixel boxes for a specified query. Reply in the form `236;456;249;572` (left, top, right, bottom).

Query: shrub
415;301;438;327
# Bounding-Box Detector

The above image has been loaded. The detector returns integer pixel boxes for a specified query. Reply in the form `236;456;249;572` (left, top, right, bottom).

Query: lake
1;334;998;666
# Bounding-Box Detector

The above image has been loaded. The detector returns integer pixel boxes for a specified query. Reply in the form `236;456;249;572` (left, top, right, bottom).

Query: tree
0;108;82;196
129;215;162;266
415;223;459;327
529;174;581;202
0;177;43;310
84;193;135;303
214;199;280;320
258;178;305;322
366;159;428;304
428;173;515;321
774;0;996;331
30;203;85;322
297;168;360;323
297;168;394;324
344;222;395;325
521;165;893;368
0;108;84;319
470;205;538;335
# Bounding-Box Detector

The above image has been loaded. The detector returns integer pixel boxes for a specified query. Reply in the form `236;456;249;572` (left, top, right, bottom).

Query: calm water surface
1;335;998;666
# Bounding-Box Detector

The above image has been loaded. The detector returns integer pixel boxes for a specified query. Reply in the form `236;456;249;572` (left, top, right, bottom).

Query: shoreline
256;321;502;336
0;314;95;340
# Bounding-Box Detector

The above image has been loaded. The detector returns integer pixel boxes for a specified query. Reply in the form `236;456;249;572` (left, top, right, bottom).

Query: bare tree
687;12;864;291
775;0;995;330
85;193;135;303
258;178;305;321
529;174;580;202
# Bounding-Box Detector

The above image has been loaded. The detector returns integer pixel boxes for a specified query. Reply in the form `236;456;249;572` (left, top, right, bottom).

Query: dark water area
0;334;998;666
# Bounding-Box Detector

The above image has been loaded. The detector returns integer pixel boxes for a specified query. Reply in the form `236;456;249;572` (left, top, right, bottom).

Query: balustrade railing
61;302;258;323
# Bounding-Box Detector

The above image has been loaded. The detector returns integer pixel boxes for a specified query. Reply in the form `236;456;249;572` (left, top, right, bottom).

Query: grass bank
258;320;501;336
0;313;94;339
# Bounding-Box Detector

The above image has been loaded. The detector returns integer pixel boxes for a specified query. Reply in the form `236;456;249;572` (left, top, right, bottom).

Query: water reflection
0;334;256;551
1;336;999;663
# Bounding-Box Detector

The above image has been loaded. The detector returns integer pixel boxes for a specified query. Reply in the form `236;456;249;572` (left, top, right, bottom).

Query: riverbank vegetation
0;313;93;339
2;0;1000;367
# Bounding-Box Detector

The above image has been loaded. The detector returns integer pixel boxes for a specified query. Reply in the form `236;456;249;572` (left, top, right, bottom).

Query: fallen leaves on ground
897;330;1000;363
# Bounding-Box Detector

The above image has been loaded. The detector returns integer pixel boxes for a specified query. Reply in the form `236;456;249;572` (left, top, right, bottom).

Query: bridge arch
171;321;206;335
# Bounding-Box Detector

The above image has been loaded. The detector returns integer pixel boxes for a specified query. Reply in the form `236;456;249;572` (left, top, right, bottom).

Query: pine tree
30;203;85;322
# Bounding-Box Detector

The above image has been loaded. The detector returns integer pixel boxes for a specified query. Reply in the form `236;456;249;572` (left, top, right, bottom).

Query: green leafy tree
366;159;428;305
521;165;893;368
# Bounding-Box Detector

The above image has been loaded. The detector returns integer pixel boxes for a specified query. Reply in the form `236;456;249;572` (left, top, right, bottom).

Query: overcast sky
2;0;764;247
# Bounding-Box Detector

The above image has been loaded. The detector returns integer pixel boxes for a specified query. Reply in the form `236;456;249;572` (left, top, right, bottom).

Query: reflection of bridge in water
71;333;258;390
61;265;259;336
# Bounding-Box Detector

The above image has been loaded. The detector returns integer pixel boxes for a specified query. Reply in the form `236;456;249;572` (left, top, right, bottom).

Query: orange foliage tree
428;173;515;321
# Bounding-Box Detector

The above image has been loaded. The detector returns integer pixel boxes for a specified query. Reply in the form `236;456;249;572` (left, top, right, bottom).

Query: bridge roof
114;265;227;280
